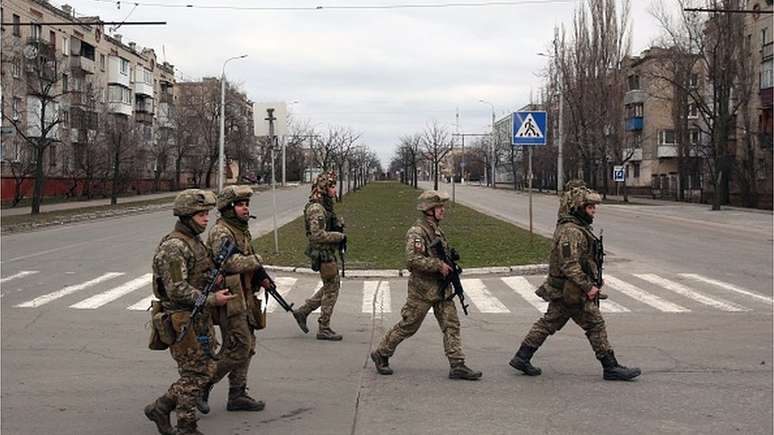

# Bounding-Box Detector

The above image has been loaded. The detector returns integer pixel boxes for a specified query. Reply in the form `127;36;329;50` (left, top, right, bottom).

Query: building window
49;30;56;48
100;54;106;71
120;58;129;75
49;144;56;167
687;103;698;118
762;59;773;90
108;85;132;104
628;74;640;91
62;110;70;128
659;129;676;145
62;36;70;55
12;57;21;78
626;103;643;118
12;14;21;37
31;23;42;41
763;27;769;46
62;74;68;92
689;129;700;145
633;162;640;178
143;68;153;84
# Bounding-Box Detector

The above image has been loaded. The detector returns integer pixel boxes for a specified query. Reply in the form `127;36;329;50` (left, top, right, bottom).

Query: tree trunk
31;145;46;215
175;157;182;190
433;161;439;190
111;133;121;206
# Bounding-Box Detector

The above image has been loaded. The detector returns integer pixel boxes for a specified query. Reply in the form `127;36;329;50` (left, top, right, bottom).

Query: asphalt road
1;182;772;434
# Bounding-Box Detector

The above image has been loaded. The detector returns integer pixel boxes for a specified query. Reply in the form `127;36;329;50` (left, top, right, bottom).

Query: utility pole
218;54;247;192
452;133;489;185
557;72;564;193
281;136;287;186
266;108;279;254
491;110;496;189
527;145;534;238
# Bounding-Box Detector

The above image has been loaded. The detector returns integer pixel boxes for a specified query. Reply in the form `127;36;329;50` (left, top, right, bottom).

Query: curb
264;263;549;278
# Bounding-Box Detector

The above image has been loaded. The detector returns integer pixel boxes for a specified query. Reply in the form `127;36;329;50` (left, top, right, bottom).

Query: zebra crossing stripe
15;273;124;308
0;270;39;284
604;275;689;313
127;295;156;311
679;274;774;305
71;274;152;309
266;277;298;313
362;281;392;315
462;278;510;313
599;299;630;313
635;274;749;312
501;276;547;312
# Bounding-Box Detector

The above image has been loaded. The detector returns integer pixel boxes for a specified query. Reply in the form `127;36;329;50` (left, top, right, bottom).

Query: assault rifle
252;267;296;314
429;239;469;316
592;229;605;307
332;221;347;277
176;238;238;355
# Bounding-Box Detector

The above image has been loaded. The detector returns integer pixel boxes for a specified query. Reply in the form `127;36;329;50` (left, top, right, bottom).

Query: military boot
598;293;609;300
144;395;175;435
227;385;265;412
196;383;213;415
175;420;204;435
293;309;310;334
448;362;482;380
509;344;542;376
370;350;393;375
600;351;641;381
316;327;343;341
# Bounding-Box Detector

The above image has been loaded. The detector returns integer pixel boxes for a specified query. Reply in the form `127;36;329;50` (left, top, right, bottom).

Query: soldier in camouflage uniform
509;187;641;381
293;171;346;341
144;189;235;435
370;191;482;380
197;186;270;415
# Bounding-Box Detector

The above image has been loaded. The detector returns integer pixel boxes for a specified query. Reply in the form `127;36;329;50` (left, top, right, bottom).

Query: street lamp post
283;100;300;186
218;54;248;192
479;99;496;189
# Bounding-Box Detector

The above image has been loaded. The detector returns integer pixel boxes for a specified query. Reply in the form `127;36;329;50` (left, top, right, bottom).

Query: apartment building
1;0;177;199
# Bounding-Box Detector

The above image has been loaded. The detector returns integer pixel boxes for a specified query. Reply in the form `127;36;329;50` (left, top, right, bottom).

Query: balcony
135;112;153;124
159;92;174;104
622;148;642;161
70;56;95;74
657;145;678;158
625;117;643;131
134;81;154;97
108;102;132;116
623;89;647;105
763;42;773;62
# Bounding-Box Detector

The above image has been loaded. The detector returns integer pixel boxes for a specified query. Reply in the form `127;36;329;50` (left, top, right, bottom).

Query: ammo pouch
320;261;338;280
306;246;322;272
148;300;174;350
169;311;199;352
224;275;246;317
251;296;267;330
562;280;586;306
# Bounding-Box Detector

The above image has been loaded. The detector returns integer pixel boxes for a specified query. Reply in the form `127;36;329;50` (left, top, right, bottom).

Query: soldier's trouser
299;262;340;328
166;333;217;428
522;300;612;359
376;292;465;365
213;312;256;388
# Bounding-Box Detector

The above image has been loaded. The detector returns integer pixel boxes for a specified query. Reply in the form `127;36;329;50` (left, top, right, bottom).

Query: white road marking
266;277;298;313
462;278;510;313
15;273;124;308
0;270;39;284
362;280;392;315
680;274;774;305
501;276;548;312
127;295;156;311
605;275;688;312
635;274;748;312
70;274;152;309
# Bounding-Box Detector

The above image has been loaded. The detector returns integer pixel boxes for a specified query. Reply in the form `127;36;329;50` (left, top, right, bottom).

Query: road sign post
613;165;625;197
512;111;547;239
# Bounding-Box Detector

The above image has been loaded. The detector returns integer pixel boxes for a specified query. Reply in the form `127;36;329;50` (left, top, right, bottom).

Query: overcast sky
66;0;667;166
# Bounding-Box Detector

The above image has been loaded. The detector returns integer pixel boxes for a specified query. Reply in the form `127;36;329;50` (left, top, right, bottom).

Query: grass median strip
254;181;551;269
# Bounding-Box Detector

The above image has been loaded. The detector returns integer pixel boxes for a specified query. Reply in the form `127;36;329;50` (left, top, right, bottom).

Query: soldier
197;186;270;415
509;187;641;381
370;191;482;380
293;171;346;341
144;189;235;435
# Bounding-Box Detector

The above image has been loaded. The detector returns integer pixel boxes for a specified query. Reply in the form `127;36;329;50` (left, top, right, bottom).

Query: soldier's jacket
208;218;263;325
539;214;600;304
304;200;344;262
406;217;451;301
152;222;215;309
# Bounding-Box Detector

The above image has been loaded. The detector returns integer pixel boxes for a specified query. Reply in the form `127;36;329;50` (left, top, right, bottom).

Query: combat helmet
173;189;217;217
310;171;337;199
417;190;450;212
567;186;602;211
217;185;253;210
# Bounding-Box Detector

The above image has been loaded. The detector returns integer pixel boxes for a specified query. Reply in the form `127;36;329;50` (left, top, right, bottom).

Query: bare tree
421;122;452;191
102;114;140;205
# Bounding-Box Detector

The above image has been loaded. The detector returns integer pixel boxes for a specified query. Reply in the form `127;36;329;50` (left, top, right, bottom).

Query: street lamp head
238;54;248;59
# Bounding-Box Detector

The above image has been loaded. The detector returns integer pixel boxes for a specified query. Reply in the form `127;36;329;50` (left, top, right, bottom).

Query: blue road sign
512;111;547;146
613;165;625;182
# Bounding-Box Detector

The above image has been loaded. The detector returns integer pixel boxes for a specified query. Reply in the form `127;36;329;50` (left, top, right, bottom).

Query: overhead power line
87;0;574;11
0;21;166;25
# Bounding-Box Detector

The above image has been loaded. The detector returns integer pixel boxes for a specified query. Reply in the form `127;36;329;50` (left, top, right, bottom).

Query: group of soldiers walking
143;172;640;434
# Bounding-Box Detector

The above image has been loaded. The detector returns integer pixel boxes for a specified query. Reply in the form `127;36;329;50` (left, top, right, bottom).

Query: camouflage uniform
145;189;219;435
510;187;641;381
372;191;481;380
200;185;265;413
294;171;345;340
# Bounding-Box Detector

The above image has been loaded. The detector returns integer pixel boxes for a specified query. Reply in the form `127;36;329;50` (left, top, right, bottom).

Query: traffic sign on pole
613;165;625;182
512;111;547;146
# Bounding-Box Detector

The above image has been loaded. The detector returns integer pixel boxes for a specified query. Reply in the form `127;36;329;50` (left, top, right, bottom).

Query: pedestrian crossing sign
512;111;547;146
